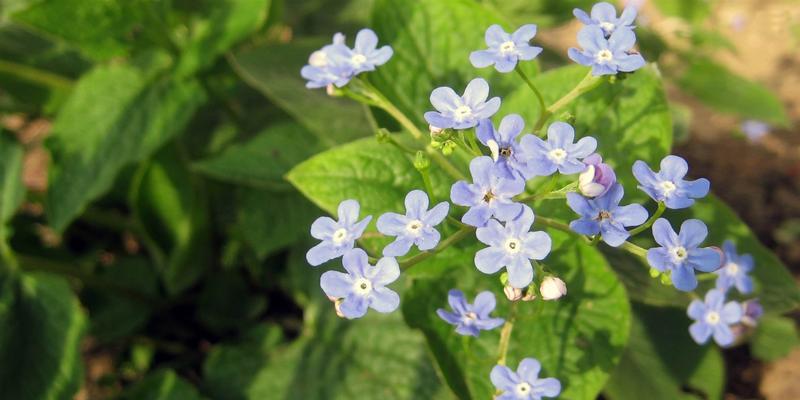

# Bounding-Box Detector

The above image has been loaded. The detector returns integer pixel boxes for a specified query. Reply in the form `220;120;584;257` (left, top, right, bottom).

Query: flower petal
534;377;562;397
646;247;672;272
382;237;414;257
522;231;551;260
470;50;496;69
512;24;538;42
472;291;497;316
306;242;341;266
369;286;400;313
404;189;429;220
310;216;338;239
507;256;533;288
689;321;712;344
490;365;519;391
447;289;469;314
651;218;678;248
687;247;722;273
678;219;708;248
547;121;575;148
485;24;509;47
339;294;369;319
672;264;698;291
475;247;508;274
424;201;450;226
377;212;409;236
463;78;490;106
517;358;541;382
497;114;525;143
429;87;461;112
370;256;400;286
659;155;689;180
320;270;353;298
687;299;706;320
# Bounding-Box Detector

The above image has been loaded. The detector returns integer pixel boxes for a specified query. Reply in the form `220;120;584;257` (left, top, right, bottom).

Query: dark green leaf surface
230;39;373;147
751;315;800;361
46;61;205;233
0;273;86;400
122;369;204;400
0;133;24;241
404;231;631;400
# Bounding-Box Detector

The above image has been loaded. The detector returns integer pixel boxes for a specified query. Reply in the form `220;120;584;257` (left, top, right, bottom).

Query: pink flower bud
540;277;567;300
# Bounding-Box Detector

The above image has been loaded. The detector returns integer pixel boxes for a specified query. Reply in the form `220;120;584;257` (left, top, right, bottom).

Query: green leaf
233;188;319;260
676;58;789;126
193;122;324;189
286;136;450;222
0;273;86;400
484;0;596;28
196;271;267;334
370;0;537;126
0;132;24;241
651;0;712;24
203;302;447;399
45;61;206;233
175;0;271;77
604;303;725;400
130;147;212;295
122;369;203;400
403;231;631;400
12;0;151;60
751;315;800;361
230;39;373;147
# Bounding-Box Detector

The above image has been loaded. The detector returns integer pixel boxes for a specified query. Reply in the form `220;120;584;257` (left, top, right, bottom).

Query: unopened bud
659;272;672;286
441;141;456;155
414;151;430;171
375;128;391;144
334;298;346;318
499;272;509;286
521;288;536;302
540;277;567;300
649;268;661;278
326;84;343;97
578;154;616;198
504;285;523;301
429;125;444;135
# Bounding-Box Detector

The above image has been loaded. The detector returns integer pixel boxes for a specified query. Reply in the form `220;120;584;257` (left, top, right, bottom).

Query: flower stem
533;70;603;133
399;226;474;270
515;66;546;127
620;241;648;258
628;201;666;237
497;301;519;366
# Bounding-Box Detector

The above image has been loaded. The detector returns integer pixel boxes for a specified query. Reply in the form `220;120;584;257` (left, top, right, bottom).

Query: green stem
399;226;474;270
418;166;435;200
515;67;546;125
533;70;603;133
620;241;648;258
0;59;73;91
0;239;18;273
628;202;666;237
497;301;518;366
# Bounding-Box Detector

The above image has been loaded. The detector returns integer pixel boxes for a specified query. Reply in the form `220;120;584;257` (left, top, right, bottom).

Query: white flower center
705;311;721;325
659;180;677;197
351;53;367;66
332;228;349;245
595;49;614;62
454;105;473;121
309;50;328;67
725;262;740;276
515;382;532;396
547;148;567;164
405;219;424;236
504;238;522;254
600;22;616;33
353;277;372;296
670;246;688;262
499;41;516;55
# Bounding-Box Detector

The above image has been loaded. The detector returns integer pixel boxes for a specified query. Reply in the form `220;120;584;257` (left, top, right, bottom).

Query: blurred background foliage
0;0;797;399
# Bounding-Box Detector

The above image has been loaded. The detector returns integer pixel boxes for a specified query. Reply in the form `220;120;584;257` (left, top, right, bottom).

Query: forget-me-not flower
715;240;754;294
632;155;710;209
377;190;449;257
301;33;353;89
566;183;648;246
568;26;645;76
740;299;763;327
491;357;561;400
451;156;525;227
578;153;617;197
741;120;770;142
647;218;722;291
320;248;400;319
436;289;504;337
307;199;372;266
574;2;637;37
476;114;530;179
520;121;597;177
475;206;552;289
333;28;393;74
470;24;543;73
687;289;742;347
424;78;501;130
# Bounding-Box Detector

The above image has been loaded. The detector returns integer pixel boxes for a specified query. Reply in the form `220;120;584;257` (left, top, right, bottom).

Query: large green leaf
122;369;203;400
370;0;538;126
403;231;630;400
603;303;724;400
676;58;788;126
751;315;800;361
0;273;86;400
130;147;212;295
45;61;206;232
230;39;373;147
484;0;596;28
0;132;24;243
193;122;324;189
175;0;271;77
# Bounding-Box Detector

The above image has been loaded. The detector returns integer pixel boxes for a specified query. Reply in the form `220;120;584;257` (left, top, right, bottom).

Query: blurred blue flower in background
741;119;770;142
574;2;637;37
715;240;754;294
470;24;543;73
436;289;504;336
301;29;392;89
688;289;742;346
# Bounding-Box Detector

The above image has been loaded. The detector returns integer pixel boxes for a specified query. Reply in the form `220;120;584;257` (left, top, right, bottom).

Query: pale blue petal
339;294;369;319
616;53;645;72
614;204;648;227
498;114;525;143
310;216;338;239
472;291;497;316
591;2;618;21
646;247;672;272
659;155;689;180
687;300;706;320
672;264;698;291
369;287;400;313
512;24;538;42
517;46;542;61
568;48;594;66
476;219;506;247
470;50;496;68
307;242;342;266
416;228;441;251
494;58;517;73
566;192;594;217
689;321;712;344
424;202;450;226
462;205;493;227
608;27;636;51
573;8;594;25
463;78;490;107
437;309;461;325
547;122;575;148
370;257;400;286
383;237;414;257
404;189;429;220
507;256;533;288
522;231;551;260
534;377;561;397
377;212;409;236
429;87;461;112
570;136;598;158
342;248;369;276
570;218;600;236
682;178;710;199
320;270;353;298
475;247;508;274
354;29;378;53
600;223;629;247
424;111;454;129
721;301;743;324
450;180;480;207
447;289;468;314
713;324;735;347
651;218;678;248
485;24;509;47
490;365;520;391
517;358;541;382
687;248;721;273
678;219;708;248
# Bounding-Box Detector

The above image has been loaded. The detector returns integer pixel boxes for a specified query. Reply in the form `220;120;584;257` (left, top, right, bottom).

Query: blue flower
307;200;372;266
451;156;525;227
632;155;710;209
331;28;393;74
574;2;637;37
470;24;543;73
715;240;754;294
301;33;353;89
647;218;722;291
578;153;617;197
320;248;400;319
475;206;552;289
376;190;449;257
491;358;561;400
567;26;645;76
436;289;504;337
476;114;530;179
424;78;501;130
566;184;648;246
740;299;763;327
741;120;770;142
519;121;597;177
687;289;742;347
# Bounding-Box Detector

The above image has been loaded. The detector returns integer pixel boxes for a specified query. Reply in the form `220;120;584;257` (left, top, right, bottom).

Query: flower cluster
300;2;762;397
